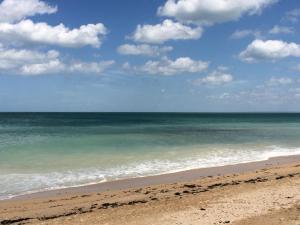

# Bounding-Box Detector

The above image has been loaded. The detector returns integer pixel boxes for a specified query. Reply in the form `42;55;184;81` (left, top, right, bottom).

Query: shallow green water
1;113;300;199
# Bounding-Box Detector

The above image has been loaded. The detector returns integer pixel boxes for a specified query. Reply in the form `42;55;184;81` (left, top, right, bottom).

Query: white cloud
230;29;261;39
267;77;294;86
269;25;294;34
69;61;115;74
158;0;276;25
0;46;114;75
117;44;173;56
20;60;115;76
209;84;300;105
194;70;233;85
21;59;64;75
239;39;300;62
0;45;59;70
284;8;300;23
0;0;57;23
231;25;294;40
132;19;202;44
0;19;107;48
132;57;209;75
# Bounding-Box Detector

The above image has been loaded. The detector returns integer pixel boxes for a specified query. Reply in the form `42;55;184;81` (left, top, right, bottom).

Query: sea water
1;113;300;199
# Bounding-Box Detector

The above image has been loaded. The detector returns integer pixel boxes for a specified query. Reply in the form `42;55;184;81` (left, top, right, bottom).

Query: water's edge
6;153;300;201
2;113;300;200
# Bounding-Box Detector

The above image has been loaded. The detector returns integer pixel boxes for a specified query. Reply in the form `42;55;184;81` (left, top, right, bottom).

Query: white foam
1;145;300;200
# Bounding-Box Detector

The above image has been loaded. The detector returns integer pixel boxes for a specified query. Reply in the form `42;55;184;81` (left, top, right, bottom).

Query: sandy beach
1;0;300;223
1;155;299;225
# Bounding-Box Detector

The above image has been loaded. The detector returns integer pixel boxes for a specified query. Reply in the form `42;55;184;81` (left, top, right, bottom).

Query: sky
0;0;300;112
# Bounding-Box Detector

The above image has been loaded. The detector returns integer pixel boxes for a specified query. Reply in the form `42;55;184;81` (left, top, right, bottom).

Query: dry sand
0;155;300;225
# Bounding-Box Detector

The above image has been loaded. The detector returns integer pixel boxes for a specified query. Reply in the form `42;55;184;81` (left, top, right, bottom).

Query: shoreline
1;154;299;225
7;153;300;201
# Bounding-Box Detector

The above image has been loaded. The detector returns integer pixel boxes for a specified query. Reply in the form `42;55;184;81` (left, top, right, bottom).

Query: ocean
1;113;300;200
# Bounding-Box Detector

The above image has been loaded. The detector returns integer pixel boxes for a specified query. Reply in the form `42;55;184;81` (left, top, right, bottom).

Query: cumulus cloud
21;60;115;76
117;44;173;56
0;46;114;75
267;77;294;86
193;70;233;85
158;0;276;25
132;19;202;44
0;45;59;70
239;39;300;62
130;57;209;76
20;59;64;75
0;0;57;23
269;25;294;34
230;29;261;39
0;19;107;48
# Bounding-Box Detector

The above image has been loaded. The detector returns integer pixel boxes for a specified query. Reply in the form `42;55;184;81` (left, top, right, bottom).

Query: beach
1;113;300;224
1;154;299;225
1;0;299;223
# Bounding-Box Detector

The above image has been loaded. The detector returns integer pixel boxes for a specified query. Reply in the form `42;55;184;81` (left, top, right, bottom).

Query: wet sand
1;155;300;225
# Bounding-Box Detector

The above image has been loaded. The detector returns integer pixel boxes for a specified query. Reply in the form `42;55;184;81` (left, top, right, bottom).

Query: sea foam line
1;145;300;200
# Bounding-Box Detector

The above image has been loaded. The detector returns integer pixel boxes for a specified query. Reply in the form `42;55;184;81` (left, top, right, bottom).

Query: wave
1;145;300;200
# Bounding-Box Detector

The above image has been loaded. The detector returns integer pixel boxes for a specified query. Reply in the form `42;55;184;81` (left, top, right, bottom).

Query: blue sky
0;0;300;112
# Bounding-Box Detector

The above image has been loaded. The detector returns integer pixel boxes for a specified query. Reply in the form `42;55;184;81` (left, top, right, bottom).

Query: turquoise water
1;113;300;199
